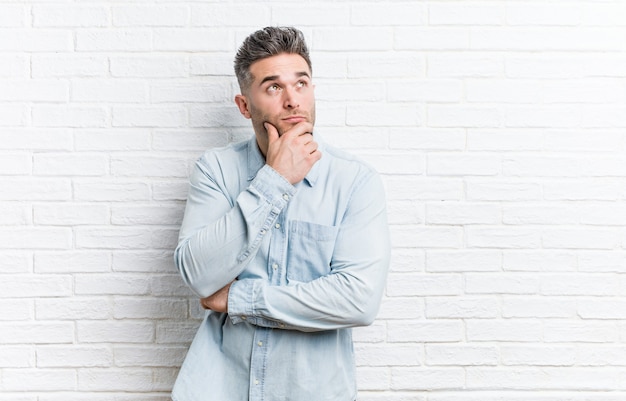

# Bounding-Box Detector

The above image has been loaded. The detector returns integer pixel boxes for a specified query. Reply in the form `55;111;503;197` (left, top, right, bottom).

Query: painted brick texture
1;1;626;400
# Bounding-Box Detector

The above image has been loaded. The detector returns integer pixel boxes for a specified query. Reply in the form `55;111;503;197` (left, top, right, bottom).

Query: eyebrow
259;71;311;86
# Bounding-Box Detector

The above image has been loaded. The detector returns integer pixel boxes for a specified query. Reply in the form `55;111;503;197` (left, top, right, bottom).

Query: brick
467;179;543;201
428;105;501;128
113;5;188;27
0;299;33;321
386;177;463;201
32;54;108;78
75;129;151;151
76;29;152;52
35;251;110;274
36;297;112;320
542;228;620;250
0;130;73;151
348;53;425;79
111;155;189;178
0;29;73;52
362;153;424;175
466;227;541;249
0;346;33;368
156;321;199;344
503;250;577;272
0;322;74;344
0;274;72;298
0;55;29;77
390;248;425;272
467;129;544;151
33;5;109;27
472;28;623;51
192;4;272;27
0;251;31;274
426;296;499;319
153;28;231;51
111;55;189;78
74;273;151;295
391;367;465;390
467;320;542;342
377;297;425;320
352;3;426;26
112;250;177;273
0;79;69;102
113;297;187;319
541;274;619;296
78;368;153;391
501;345;576;366
465;273;539;295
395;28;469;50
0;4;26;27
2;368;77;391
390;226;463;249
506;4;581;26
152;130;228;151
387;200;424;225
72;79;148;103
355;344;421;367
77;321;155;343
426;344;499;366
0;105;28;126
112;106;187;128
427;202;500;225
73;180;151;202
427;250;501;273
34;153;108;176
0;228;72;250
388;320;463;343
466;367;616;390
32;105;108;128
36;345;113;367
356;367;390;391
114;345;187;367
387;273;462;297
0;153;31;175
388;80;462;102
314;27;393;51
430;3;503;25
503;297;577;318
544;321;618;343
389;128;465;151
428;153;501;176
428;53;504;78
34;203;109;226
347;103;422;127
150;81;229;103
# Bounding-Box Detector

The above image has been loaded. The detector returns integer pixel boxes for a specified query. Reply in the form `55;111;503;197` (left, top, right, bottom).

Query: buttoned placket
249;196;288;400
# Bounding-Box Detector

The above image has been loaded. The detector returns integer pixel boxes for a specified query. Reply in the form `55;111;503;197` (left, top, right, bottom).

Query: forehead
249;53;311;83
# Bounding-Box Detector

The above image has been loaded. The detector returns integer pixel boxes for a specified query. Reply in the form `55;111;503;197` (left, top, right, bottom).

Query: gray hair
234;26;312;93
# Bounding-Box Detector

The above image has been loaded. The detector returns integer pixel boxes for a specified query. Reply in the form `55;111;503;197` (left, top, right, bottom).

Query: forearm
175;164;295;297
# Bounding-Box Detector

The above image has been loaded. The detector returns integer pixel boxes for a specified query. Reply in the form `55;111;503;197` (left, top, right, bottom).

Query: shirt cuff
228;279;286;329
249;165;296;209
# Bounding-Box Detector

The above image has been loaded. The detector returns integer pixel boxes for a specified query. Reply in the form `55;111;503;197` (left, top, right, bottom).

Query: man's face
235;53;316;152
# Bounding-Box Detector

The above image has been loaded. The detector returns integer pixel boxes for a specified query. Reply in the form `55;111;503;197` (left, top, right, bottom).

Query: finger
264;122;279;144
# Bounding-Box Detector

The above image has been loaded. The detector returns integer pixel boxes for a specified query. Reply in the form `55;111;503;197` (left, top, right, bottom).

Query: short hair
234;26;312;93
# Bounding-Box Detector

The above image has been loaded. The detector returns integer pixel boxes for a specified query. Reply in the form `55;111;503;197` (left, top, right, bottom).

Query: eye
267;84;281;93
296;81;307;88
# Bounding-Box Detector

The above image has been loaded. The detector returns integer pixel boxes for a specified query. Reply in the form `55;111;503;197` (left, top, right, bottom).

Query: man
172;26;390;401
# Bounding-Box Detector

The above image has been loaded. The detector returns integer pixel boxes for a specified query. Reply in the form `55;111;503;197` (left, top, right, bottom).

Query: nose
283;87;299;110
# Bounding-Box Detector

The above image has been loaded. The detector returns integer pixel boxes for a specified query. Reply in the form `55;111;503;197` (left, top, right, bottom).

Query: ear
234;94;251;119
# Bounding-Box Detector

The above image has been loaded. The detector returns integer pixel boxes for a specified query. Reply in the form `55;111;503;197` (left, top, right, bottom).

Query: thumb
264;122;279;144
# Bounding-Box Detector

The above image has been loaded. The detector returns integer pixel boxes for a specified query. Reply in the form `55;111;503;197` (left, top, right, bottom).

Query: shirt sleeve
174;158;295;298
227;170;391;332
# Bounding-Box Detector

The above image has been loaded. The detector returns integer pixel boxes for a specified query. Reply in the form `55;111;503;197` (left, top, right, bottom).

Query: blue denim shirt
172;134;390;401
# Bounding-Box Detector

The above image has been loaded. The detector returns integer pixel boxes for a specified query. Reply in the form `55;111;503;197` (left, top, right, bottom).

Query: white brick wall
1;1;626;399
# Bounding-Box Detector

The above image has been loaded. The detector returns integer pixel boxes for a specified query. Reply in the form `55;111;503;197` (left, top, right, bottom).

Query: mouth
281;115;307;124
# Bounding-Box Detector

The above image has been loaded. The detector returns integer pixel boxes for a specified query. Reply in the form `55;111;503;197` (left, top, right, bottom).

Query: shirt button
272;263;278;270
254;379;259;385
257;341;263;346
241;316;246;320
275;223;281;229
282;194;289;201
260;229;266;234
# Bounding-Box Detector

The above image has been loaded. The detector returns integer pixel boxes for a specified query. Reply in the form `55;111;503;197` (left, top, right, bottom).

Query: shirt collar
246;133;324;187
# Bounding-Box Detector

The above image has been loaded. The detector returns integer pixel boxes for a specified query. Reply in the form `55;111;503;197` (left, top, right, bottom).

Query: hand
265;121;321;185
200;281;234;313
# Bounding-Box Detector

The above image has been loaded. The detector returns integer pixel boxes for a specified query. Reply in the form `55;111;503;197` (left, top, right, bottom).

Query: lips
281;115;307;123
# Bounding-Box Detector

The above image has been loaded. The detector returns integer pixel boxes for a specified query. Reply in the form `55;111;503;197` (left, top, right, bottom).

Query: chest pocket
286;220;339;283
